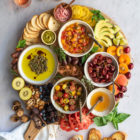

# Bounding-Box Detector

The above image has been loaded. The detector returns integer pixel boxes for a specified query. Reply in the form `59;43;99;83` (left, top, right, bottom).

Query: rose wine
14;0;31;8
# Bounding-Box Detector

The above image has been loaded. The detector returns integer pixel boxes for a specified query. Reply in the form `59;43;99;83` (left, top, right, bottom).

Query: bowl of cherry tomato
84;52;119;87
58;20;94;57
51;77;87;114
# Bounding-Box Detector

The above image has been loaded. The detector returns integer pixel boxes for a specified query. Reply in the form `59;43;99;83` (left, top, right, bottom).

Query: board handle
24;120;40;140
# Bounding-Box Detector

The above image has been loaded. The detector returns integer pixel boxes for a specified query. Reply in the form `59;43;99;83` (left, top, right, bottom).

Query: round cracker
31;15;41;31
23;28;39;38
36;17;45;30
42;13;50;28
28;21;39;32
38;13;46;29
23;34;39;43
26;22;38;35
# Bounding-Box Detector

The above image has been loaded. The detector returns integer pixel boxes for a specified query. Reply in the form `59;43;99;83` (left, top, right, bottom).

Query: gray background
0;0;140;139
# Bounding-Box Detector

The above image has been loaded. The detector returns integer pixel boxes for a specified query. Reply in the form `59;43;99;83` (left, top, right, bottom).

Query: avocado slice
113;38;120;46
113;25;120;33
116;32;124;39
120;38;128;45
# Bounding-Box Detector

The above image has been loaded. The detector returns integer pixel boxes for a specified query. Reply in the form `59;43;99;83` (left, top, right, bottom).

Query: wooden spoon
64;0;75;9
87;96;103;115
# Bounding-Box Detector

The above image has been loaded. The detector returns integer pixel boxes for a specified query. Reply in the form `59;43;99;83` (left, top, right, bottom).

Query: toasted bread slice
47;16;60;31
23;34;39;43
36;16;45;30
88;128;102;140
28;21;38;32
70;135;83;140
26;22;38;35
111;131;127;140
38;13;46;29
31;15;41;31
42;13;50;28
23;28;39;38
103;137;112;140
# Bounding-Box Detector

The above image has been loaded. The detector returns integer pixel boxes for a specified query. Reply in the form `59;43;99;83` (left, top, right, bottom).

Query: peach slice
115;74;128;86
108;84;119;95
107;46;117;56
119;54;131;65
117;46;124;56
119;63;129;74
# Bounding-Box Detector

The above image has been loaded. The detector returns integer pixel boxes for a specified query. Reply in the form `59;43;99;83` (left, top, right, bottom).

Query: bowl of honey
86;88;115;116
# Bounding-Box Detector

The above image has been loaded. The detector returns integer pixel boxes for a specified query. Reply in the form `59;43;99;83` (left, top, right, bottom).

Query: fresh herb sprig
16;40;26;48
10;69;18;76
81;76;94;92
54;73;63;80
93;103;130;130
82;46;98;64
53;47;66;62
91;10;105;22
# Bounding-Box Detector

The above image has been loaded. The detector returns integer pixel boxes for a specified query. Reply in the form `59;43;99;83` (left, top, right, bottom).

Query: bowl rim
18;44;58;85
86;88;115;117
50;76;87;114
84;52;119;87
41;30;56;45
58;20;95;57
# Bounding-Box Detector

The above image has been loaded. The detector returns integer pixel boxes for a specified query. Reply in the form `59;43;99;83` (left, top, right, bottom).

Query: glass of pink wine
14;0;31;8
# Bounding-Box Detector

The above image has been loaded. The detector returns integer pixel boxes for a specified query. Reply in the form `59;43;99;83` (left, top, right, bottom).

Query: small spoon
87;96;103;115
112;72;116;95
79;98;82;122
64;0;75;9
88;33;103;48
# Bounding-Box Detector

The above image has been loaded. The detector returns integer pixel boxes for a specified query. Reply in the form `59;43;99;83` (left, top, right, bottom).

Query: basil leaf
115;113;130;123
91;46;98;53
82;54;89;64
93;117;107;126
16;40;26;48
104;113;113;122
112;120;118;130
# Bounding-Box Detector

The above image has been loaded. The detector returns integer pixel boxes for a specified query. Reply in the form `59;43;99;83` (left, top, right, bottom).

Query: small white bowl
84;52;119;87
41;30;56;45
87;88;115;117
18;44;58;85
58;20;94;57
50;77;87;114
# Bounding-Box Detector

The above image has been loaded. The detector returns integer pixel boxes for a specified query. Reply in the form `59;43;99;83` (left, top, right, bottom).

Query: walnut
38;100;45;106
26;99;35;109
10;114;19;122
34;104;39;108
12;100;21;111
34;91;40;100
38;105;44;110
16;108;24;117
21;115;29;123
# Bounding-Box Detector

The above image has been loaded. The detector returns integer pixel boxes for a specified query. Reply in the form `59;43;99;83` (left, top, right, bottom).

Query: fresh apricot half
108;84;119;95
119;54;131;65
119;63;129;74
107;46;117;56
117;46;124;56
115;74;128;86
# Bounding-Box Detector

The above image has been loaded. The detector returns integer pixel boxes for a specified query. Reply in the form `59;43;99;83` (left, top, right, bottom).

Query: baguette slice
23;28;39;38
47;16;60;31
103;137;112;140
38;13;47;29
70;135;83;140
26;22;38;35
28;22;38;32
42;13;50;28
31;15;41;31
111;131;127;140
88;128;102;140
23;34;39;43
36;16;45;30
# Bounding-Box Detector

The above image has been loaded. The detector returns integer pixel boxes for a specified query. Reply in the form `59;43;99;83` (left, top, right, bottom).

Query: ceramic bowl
87;88;115;117
58;20;94;57
18;44;58;85
50;77;87;114
84;52;119;87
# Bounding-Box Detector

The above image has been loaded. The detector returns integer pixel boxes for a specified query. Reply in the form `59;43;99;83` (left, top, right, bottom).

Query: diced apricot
117;46;124;56
119;63;129;74
119;54;131;65
107;46;117;56
115;74;128;86
108;84;119;95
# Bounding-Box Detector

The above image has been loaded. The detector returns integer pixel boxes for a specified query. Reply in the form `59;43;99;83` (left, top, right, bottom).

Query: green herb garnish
53;47;66;62
91;10;105;22
93;103;130;130
54;73;63;80
16;40;26;48
81;76;94;92
82;46;98;64
10;69;18;76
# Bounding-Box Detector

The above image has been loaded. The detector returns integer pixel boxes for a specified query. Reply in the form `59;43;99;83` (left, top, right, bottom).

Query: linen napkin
0;121;59;140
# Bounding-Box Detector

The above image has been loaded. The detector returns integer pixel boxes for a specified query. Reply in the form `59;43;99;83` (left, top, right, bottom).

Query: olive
67;56;72;63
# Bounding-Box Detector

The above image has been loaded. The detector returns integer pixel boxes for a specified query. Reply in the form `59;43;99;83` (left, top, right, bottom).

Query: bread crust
88;128;102;140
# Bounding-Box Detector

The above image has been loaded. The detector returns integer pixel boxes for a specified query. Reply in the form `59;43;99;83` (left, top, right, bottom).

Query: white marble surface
0;0;140;139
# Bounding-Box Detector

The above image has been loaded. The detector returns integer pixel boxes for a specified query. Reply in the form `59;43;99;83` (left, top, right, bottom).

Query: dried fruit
115;74;128;86
12;100;21;111
119;63;129;74
108;84;119;95
16;108;24;117
117;46;124;56
119;54;131;65
10;114;19;122
107;46;117;56
12;77;25;90
21;115;29;123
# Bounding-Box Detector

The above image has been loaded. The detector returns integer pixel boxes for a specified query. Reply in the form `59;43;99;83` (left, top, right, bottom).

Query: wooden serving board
22;4;128;140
